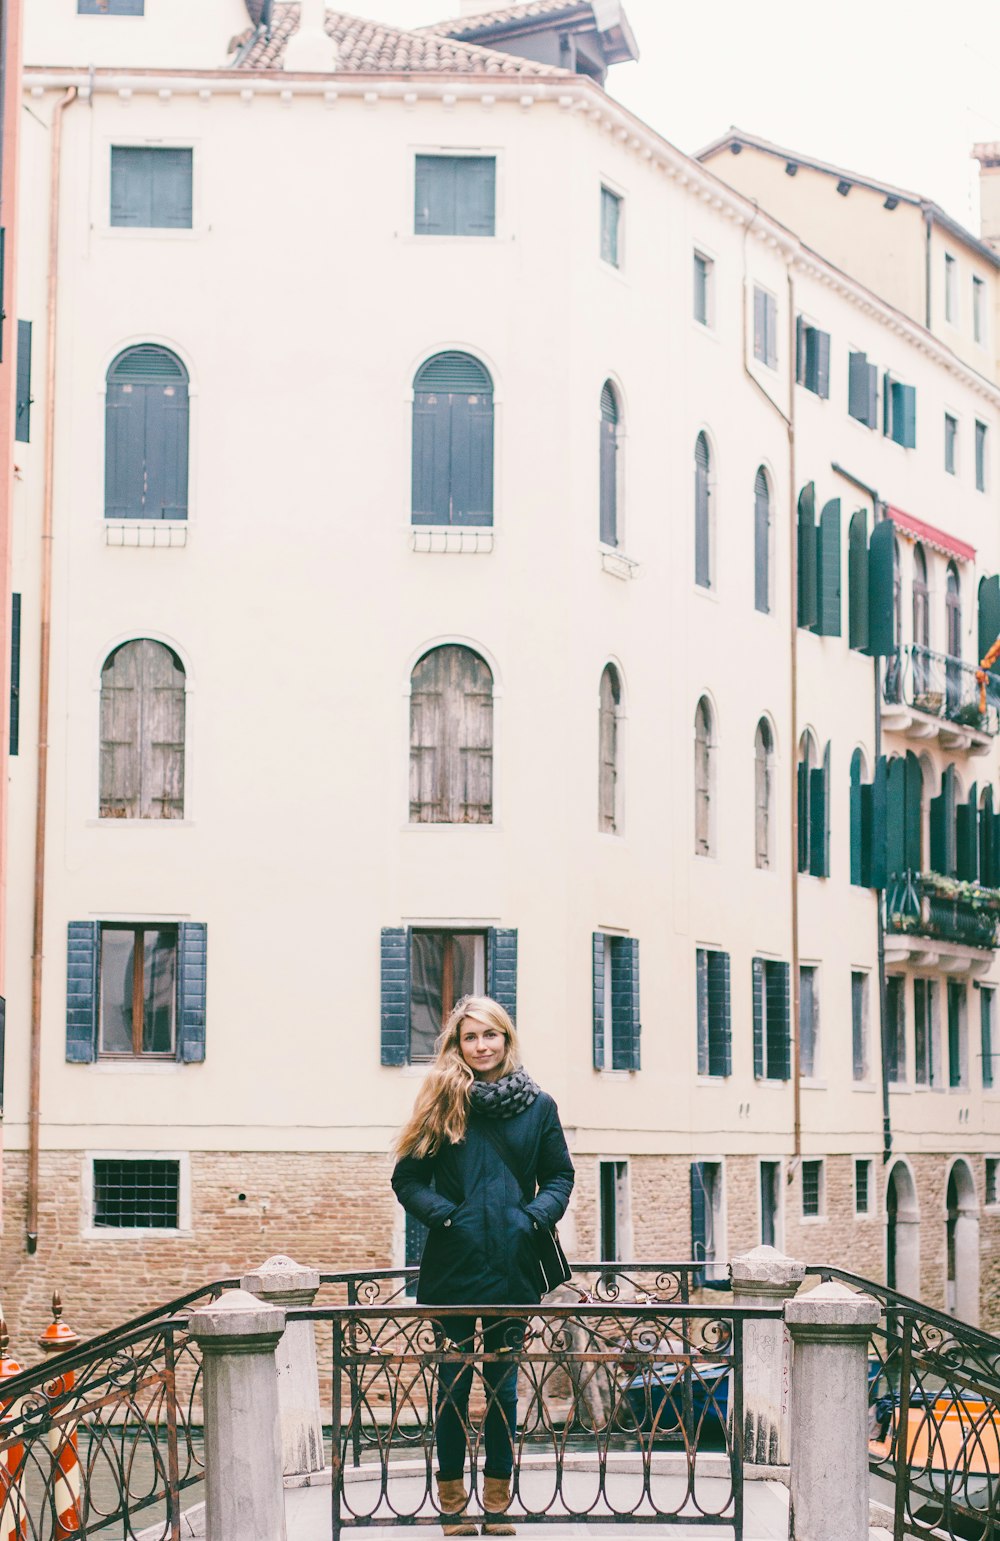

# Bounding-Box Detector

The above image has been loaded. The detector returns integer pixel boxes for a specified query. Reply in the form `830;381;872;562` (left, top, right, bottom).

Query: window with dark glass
752;958;791;1081
912;546;929;700
976;420;988;492
914;977;936;1086
690;1161;724;1281
92;1159;178;1229
987;1158;999;1206
411;352;493;526
948;980;966;1088
100;639;185;819
599;1160;628;1260
973;276;986;345
801;1160;823;1218
105;346;189;519
795;318;830;397
99;924;177;1057
799;965;819;1078
592;932;640;1071
883;374;916;448
944;252;957;323
693;252;712;325
111;147;192;229
599;382;620;546
886;975;906;1083
759;1160;781;1247
851;970;869;1080
982;986;996;1090
408;929;486;1061
945;414;958;475
409;645;493;824
694;433;712;588
855;1158;871;1215
600;186;621;267
414;155;496;237
753;286;777;368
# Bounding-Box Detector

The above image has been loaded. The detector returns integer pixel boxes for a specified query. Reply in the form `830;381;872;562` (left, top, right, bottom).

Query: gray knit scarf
467;1067;540;1120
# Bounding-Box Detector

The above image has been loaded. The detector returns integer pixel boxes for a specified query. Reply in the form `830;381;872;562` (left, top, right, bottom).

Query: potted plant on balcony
950;700;987;731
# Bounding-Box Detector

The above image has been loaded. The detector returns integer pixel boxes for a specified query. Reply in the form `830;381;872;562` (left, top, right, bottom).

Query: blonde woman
392;996;574;1537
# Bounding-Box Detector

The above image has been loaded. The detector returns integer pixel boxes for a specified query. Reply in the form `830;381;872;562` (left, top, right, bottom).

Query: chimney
284;0;338;71
973;143;1000;252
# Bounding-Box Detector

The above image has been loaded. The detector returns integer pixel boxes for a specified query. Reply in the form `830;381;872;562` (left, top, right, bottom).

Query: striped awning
885;505;975;563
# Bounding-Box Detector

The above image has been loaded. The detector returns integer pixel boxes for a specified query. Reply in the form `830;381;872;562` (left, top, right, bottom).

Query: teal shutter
980;787;995;886
380;928;410;1066
411;393;451;522
610;936;640;1070
66;922;99;1062
105;347;189;520
707;949;731;1076
766;962;791;1080
412;354;494;528
110;146;152;226
848;351;878;427
694;433;710;584
15;320;32;443
176;922;207;1063
151;148;193;229
797;760;808;872
415;154;452;235
754;287;766;361
930;765;957;876
487;928;518;1023
592;932;605;1070
816;498;842;636
797;483;818;629
752;957;764;1079
899;384;917;449
848;509;869;651
808;763;828;877
455;157;496;236
886;757;906;879
867;519;896;657
850;749;864;886
956;784;979;882
447;391;494;525
696;949;709;1075
904;751;923;872
813;329;831;398
869;755;888;890
795;315;806;383
690;1163;708;1282
111;147;192;229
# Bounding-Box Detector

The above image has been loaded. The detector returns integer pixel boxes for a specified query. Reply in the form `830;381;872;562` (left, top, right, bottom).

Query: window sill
800;1078;827;1090
105;520;188;548
595;1068;639;1078
401;820;498;832
82;1227;193;1240
854;1210;875;1221
852;1080;877;1092
799;1214;827;1224
600;547;638;581
695;1075;730;1086
693;582;720;604
86;818;195;828
90;1060;188;1074
410;526;494;554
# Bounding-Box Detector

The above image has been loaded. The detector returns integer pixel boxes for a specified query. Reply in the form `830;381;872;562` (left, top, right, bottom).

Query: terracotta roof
234;6;571;73
422;2;587;35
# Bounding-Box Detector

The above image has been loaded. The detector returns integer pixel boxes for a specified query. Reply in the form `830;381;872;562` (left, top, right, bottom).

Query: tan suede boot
436;1477;477;1536
481;1475;516;1535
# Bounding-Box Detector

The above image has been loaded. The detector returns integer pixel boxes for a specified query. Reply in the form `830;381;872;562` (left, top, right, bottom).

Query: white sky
360;0;1000;235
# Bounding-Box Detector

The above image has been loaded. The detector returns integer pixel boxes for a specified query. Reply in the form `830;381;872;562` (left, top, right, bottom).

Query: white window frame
757;1156;784;1250
944;412;959;476
851;968;872;1085
82;1150;192;1239
407;144;505;244
973;275;987;347
752;284;778;370
944;252;958;325
854;1157;874;1218
599;182;625;271
975;419;989;494
693;248;715;329
800;1157;826;1222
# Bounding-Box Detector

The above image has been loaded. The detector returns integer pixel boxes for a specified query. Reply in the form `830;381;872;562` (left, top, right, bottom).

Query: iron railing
808;1266;1000;1541
886;870;1000;950
883;646;1000;736
329;1262;707;1308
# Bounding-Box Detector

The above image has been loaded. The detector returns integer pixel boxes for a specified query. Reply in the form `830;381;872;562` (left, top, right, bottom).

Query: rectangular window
851;970;869;1081
690;1161;724;1281
15;320;32;443
696;948;731;1077
976;420;988;492
409;930;486;1062
795;319;831;398
884;375;917;448
600;186;621;267
982;986;996;1090
948;980;966;1088
801;1159;823;1219
914;978;937;1087
79;0;144;11
9;593;20;758
759;1160;781;1248
945;414;958;475
886;975;906;1083
753;286;778;368
98;924;177;1058
986;1157;999;1207
855;1158;872;1216
753;958;791;1081
599;1159;628;1261
110;147;193;230
593;933;640;1071
414;155;496;238
693;251;713;326
945;253;957;323
92;1158;179;1228
799;965;819;1078
973;276;986;344
848;350;878;428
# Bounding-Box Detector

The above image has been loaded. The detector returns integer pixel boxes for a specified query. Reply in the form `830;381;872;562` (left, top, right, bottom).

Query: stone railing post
188;1289;287;1541
242;1255;324;1477
728;1244;804;1469
784;1281;881;1541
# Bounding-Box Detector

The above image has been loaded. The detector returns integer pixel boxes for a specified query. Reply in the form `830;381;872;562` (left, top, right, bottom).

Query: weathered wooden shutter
409;646;492;824
100;642;141;817
9;592;20;757
487;928;517;1023
808;743;829;877
592;932;606;1070
176;922;207;1062
15;320;31;443
956;783;979;882
696;949;709;1075
66;921;99;1062
140;641;185;818
690;1163;708;1282
767;962;791;1080
610;936;640;1070
600;384;619;547
752;957;764;1079
694;434;711;586
707;949;731;1076
797;483;817;629
457;649;493;822
380;928;410;1066
815;498;841;636
869;755;888;890
848;509;869;651
598;666;619;833
850;750;864;887
753;468;769;612
867;518;896;657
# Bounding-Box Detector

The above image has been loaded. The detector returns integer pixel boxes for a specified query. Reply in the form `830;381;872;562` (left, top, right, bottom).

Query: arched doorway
886;1161;920;1296
945;1159;979;1324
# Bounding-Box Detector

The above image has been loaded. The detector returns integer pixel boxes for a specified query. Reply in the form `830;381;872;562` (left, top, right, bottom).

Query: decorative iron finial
52;1291;62;1322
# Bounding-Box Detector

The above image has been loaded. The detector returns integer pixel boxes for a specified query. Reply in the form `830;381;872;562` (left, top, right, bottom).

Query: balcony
885;869;1000;975
882;646;997;754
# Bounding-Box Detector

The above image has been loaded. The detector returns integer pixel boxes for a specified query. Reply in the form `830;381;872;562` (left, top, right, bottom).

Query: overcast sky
365;0;1000;234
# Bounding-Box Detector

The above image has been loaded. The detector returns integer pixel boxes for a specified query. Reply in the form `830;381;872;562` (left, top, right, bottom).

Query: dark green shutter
707;949;731;1076
592;932;605;1070
903;751;922;872
795;315;806;383
956;784;979;882
690;1163;708;1282
797;483;818;629
850;749;864;886
808;760;828;877
766;962;791;1080
487;928;518;1023
176;922;207;1063
899;384;917;449
66;921;99;1063
752;957;764;1079
885;757;906;880
610;936;640;1070
980;786;995;886
696;949;709;1075
380;928;410;1066
797;760;809;872
848;509;869;651
930;765;957;876
869;755;888;890
15;321;31;443
816;498;842;636
868;519;896;657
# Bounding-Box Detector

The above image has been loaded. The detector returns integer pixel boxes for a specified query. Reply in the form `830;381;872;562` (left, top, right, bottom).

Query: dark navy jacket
391;1092;575;1305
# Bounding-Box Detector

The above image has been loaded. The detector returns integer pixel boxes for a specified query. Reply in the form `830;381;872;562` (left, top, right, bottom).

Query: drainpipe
27;84;77;1256
831;460;892;1166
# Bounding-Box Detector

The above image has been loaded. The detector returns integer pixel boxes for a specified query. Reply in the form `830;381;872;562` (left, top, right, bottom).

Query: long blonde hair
395;995;520;1160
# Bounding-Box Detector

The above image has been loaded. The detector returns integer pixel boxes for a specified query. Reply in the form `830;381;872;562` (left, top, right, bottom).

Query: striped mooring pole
0;1320;27;1541
38;1294;82;1541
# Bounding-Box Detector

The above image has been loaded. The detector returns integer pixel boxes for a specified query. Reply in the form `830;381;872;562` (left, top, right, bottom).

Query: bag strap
471;1114;532;1200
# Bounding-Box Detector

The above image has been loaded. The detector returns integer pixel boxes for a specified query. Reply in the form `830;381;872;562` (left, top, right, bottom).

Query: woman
391;996;574;1537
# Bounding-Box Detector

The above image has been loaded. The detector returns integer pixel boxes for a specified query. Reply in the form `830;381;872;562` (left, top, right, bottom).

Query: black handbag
474;1117;573;1293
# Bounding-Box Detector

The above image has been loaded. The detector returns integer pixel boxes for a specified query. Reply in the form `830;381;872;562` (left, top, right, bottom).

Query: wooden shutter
409;653;442;821
409;647;492;824
487;928;517;1023
15;320;31;443
694;434;711;586
457;649;493;822
690;1163;708;1282
930;764;957;876
899;384;917;449
797;483;818;629
610;936;640;1070
808;748;829;878
105;381;147;518
106;347;188;520
592;932;606;1070
380;928;410;1066
411;393;451;523
848;509;869;651
867;519;896;657
176;922;207;1062
151;148;193;230
456;156;495;236
850;750;864;887
903;751;922;872
869;755;888;890
752;957;764;1079
753;468;769;612
412;354;493;527
816;498;842;636
110;147;152;227
766;962;791;1080
100;642;141;817
415;155;450;235
795;315;806;384
696;949;709;1075
885;756;906;880
707;949;731;1076
9;592;20;757
66;921;99;1062
796;759;809;872
753;287;767;361
145;377;190;519
447;390;494;525
956;783;979;882
848;351;877;427
140;641;185;818
982;992;995;1090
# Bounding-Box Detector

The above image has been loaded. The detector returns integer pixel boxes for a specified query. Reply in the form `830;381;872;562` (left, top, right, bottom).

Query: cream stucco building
2;0;999;1341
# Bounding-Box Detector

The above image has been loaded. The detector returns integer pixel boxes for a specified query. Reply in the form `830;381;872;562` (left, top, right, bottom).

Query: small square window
973;276;987;345
111;147;192;230
986;1157;999;1208
693;252;713;326
945;414;958;475
600;186;622;268
753;287;778;369
414;155;496;238
801;1159;823;1218
409;930;486;1062
92;1158;179;1228
944;253;957;324
855;1158;872;1216
976;420;988;492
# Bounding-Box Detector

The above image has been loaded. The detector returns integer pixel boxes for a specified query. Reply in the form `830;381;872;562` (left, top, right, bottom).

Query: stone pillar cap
729;1244;806;1288
242;1255;321;1298
188;1287;287;1341
785;1280;881;1328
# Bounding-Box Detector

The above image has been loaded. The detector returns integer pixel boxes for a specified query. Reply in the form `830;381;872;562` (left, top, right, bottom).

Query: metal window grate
855;1158;870;1214
93;1158;180;1228
801;1160;822;1218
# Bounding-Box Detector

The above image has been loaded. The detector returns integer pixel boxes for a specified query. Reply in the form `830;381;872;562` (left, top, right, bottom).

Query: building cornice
23;65;1000;408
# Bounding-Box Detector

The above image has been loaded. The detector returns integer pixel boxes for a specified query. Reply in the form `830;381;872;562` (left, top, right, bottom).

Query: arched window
912;544;930;699
849;747;869;886
105;346;189;520
412;352;494;526
694;433;712;589
100;640;185;819
946;562;962;713
798;730;830;876
694;696;715;856
409;645;493;823
598;663;622;833
754;467;771;613
599;382;620;547
884;536;904;702
754;718;774;868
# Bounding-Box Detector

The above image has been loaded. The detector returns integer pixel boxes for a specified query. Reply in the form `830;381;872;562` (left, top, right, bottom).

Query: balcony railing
883;646;1000;737
886;870;1000;950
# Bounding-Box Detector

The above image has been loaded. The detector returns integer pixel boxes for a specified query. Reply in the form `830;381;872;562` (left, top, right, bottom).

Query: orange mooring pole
37;1295;82;1540
0;1320;27;1541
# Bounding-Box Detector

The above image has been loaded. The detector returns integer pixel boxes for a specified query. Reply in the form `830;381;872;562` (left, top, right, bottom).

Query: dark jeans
434;1315;523;1481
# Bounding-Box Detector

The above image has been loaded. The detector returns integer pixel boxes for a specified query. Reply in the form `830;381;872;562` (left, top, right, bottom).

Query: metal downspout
27;84;76;1255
